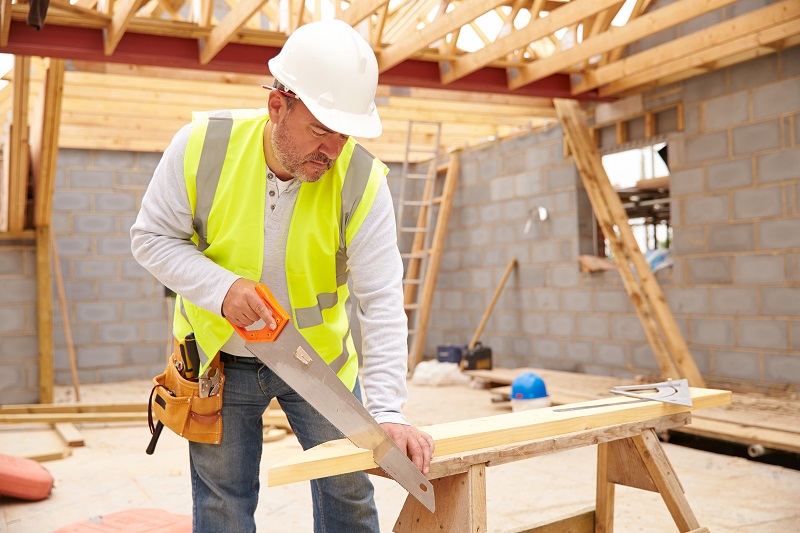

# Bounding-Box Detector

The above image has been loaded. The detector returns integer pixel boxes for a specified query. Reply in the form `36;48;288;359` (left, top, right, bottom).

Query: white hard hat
268;19;382;138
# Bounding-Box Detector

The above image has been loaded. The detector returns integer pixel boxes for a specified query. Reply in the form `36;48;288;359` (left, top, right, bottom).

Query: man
131;19;434;533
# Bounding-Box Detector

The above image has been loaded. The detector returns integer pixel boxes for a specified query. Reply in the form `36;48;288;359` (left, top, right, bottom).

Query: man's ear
267;90;284;122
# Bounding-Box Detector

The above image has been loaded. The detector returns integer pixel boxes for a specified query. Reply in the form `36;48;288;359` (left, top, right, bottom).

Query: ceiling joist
200;0;267;64
104;0;146;55
338;0;390;27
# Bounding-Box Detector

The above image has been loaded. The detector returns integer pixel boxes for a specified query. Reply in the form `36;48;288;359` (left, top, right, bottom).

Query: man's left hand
380;423;435;475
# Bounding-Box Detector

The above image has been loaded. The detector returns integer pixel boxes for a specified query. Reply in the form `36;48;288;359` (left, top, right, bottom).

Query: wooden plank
1;0;13;46
36;225;54;403
31;58;66;228
510;0;741;89
676;417;800;455
54;422;85;447
574;0;800;94
6;56;31;233
199;0;266;64
605;437;658;492
595;442;615;533
104;0;146;55
600;18;800;96
49;0;111;21
338;0;389;26
0;412;148;423
378;0;507;72
267;388;730;486
507;508;595;533
0;402;148;413
442;0;619;85
555;99;680;381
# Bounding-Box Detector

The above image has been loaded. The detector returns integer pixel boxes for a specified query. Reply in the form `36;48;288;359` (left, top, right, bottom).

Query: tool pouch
148;349;225;445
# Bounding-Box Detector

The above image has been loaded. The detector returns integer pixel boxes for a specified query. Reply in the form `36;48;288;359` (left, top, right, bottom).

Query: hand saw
230;283;435;512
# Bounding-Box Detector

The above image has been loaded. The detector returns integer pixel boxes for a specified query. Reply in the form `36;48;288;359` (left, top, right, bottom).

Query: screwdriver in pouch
178;333;201;380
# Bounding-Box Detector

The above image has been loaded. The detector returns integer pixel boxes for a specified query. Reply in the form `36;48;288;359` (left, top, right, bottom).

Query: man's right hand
222;278;277;330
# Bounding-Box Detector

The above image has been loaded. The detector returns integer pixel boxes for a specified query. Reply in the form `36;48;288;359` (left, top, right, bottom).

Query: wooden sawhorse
388;413;709;533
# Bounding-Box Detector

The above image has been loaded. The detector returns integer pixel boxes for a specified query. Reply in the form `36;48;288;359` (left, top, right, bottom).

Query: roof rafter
377;0;507;72
441;0;619;85
199;0;267;64
104;0;146;55
338;0;390;27
508;0;741;89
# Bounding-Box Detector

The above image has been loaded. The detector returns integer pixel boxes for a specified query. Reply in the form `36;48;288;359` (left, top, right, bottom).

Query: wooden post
35;225;54;403
468;258;517;350
6;55;31;232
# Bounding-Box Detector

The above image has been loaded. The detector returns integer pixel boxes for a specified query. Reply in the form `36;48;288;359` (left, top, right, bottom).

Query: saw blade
244;324;435;512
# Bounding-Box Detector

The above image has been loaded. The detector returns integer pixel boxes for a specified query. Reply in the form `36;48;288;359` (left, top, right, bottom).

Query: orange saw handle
229;283;290;342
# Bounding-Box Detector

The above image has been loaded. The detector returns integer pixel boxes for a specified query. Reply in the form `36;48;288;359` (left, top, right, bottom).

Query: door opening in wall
596;142;672;272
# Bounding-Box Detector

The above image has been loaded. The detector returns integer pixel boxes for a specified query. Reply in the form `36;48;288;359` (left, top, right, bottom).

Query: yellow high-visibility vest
174;108;386;388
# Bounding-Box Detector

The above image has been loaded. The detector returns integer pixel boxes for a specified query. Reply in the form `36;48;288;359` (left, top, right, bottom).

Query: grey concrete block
470;269;493;290
478;158;499;181
562;341;591;363
501;152;526;175
764;353;800;385
74;259;117;279
490;176;515;201
758;218;800;249
708;223;755;252
547;265;579;287
52;191;91;212
578;315;609;339
753;78;800;120
757;147;800;183
707;158;752;191
611;316;646;341
522;313;546;335
683;69;727;104
98;366;150;382
514;170;545;196
793;320;800;351
504;244;530;265
732;120;781;155
98;323;140;344
492;222;522;244
631;344;660;371
78;345;123;368
69;169;114;189
76;302;119;323
596;343;628;366
729;54;778;93
0;250;24;275
51;213;70;233
548;314;575;336
95;192;138;212
547;165;579;189
57;148;91;167
0;334;37;359
704;92;749;131
116;171;153;189
684;194;729;224
0;364;26;390
782;45;800;78
593;290;629;313
562;290;591;312
710;287;758;315
53;324;93;349
519;266;546;288
687;257;732;284
685;131;728;164
550;215;580;239
529;241;559;264
125;342;167;364
672;226;706;254
526;147;551;169
74;215;116;234
479;204;501;224
93;150;136;168
739;318;788;349
98;237;134;255
64;281;95;300
667;287;709;314
533;289;559;311
97;281;141;300
690;317;735;346
503;199;529;222
734;253;786;283
534;338;561;359
54;236;93;256
683;103;700;135
733;186;782;219
714;349;761;381
0;280;35;303
509;336;533;358
761;287;800;316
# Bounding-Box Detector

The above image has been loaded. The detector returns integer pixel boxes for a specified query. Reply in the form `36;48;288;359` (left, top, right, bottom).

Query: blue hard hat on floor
510;372;548;400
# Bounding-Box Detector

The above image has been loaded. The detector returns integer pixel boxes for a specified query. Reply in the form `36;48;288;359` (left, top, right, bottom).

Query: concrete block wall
45;149;171;392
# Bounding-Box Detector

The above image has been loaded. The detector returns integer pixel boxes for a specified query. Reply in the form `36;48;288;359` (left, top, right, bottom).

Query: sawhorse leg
596;428;706;533
393;463;487;533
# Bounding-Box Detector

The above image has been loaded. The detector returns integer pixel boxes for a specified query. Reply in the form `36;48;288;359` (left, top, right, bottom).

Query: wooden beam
5;55;31;233
104;0;146;55
35;225;54;403
31;59;66;227
600;15;800;96
199;0;266;64
49;0;111;22
601;0;652;66
442;0;620;85
574;0;800;94
338;0;389;26
512;508;595;533
378;0;507;72
268;389;729;486
555;99;705;386
0;0;11;47
510;0;740;89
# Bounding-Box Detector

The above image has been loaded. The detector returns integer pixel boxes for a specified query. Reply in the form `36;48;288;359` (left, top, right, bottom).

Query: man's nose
318;136;346;159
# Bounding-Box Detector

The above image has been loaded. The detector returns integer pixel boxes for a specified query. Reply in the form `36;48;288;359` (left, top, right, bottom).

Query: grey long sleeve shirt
130;123;410;425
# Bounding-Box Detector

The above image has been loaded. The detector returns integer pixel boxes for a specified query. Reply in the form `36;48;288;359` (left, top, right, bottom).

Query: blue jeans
189;355;379;533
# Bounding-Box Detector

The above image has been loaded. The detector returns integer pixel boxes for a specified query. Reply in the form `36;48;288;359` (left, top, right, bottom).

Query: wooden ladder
395;121;459;373
554;99;705;388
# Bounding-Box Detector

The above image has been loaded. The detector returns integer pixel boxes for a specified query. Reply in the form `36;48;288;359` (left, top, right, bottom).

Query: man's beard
271;115;334;183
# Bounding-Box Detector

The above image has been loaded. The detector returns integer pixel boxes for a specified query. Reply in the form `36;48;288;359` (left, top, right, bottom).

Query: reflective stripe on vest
193;110;233;251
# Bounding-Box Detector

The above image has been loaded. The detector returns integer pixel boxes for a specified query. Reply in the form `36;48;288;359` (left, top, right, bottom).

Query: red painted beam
1;20;601;99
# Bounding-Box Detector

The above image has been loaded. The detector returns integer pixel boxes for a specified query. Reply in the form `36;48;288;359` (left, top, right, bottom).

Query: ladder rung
403;279;422;284
400;227;427;233
406;173;435;180
401;252;427;259
404;304;419;310
402;200;433;207
433;196;443;205
408;145;439;154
